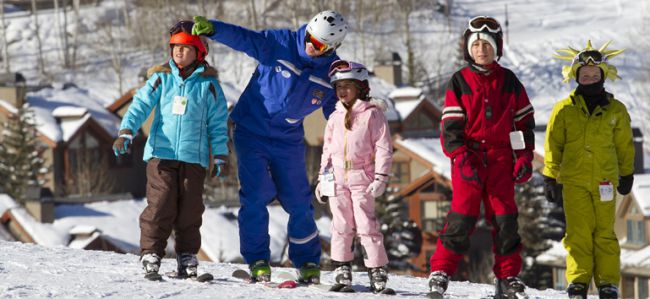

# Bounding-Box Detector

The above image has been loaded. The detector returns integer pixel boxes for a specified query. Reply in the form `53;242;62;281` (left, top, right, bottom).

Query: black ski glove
617;174;634;195
543;175;563;204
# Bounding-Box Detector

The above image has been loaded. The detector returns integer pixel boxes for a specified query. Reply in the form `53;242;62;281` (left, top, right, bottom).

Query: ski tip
277;280;298;289
196;273;214;282
427;291;445;299
379;288;396;295
144;272;163;281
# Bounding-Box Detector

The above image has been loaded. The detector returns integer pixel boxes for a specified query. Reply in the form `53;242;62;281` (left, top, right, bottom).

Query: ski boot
598;284;619;299
368;266;395;294
141;252;162;281
567;282;588;299
329;261;354;292
495;276;528;299
427;271;449;299
298;262;320;284
176;253;199;278
249;260;271;282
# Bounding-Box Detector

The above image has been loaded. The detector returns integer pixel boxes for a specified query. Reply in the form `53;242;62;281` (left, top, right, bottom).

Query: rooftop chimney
0;72;26;109
633;127;644;174
374;52;402;86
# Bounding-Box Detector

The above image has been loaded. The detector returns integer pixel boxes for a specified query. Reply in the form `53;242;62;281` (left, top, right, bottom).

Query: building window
623;276;635;299
555;268;566;290
639;277;649;299
421;200;449;232
404;112;438;132
391;161;410;185
627;219;646;245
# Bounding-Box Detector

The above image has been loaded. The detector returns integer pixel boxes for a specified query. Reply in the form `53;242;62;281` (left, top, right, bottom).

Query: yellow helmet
553;40;624;83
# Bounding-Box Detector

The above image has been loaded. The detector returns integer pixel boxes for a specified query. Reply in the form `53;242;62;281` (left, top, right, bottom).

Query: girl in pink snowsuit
315;60;393;294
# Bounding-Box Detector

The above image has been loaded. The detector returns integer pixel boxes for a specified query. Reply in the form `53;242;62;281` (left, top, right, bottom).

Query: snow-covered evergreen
0;104;47;201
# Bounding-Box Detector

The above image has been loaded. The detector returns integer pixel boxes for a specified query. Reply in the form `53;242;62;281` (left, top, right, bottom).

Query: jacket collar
169;59;205;81
569;89;612;114
336;99;373;114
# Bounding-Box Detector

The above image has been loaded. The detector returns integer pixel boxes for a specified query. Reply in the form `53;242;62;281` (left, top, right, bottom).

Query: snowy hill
0;241;566;298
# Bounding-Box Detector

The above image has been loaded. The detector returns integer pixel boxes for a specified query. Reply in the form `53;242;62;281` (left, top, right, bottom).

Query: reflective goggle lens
468;16;501;33
170;21;194;35
328;60;352;77
577;50;604;65
307;33;329;52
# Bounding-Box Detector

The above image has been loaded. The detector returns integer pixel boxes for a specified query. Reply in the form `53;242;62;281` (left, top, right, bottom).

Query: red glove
513;151;532;184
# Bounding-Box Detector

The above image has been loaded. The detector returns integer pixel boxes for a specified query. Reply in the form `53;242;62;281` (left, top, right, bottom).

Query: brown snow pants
140;158;206;257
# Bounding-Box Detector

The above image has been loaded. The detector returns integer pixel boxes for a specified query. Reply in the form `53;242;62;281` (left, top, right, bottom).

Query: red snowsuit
430;63;535;279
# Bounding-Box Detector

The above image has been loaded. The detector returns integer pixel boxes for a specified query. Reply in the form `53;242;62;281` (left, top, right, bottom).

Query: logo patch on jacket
311;98;321;105
312;89;325;99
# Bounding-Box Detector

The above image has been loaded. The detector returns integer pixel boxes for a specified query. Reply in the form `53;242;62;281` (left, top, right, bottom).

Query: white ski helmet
306;10;348;50
328;60;369;84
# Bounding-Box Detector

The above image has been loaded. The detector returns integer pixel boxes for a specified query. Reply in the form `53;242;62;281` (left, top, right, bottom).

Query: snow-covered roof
369;76;399;122
0;99;18;114
389;87;423;100
9;207;68;246
27;86;121;142
631;174;650;217
394;99;421;121
395;137;450;179
0;194;19;216
52;106;88;118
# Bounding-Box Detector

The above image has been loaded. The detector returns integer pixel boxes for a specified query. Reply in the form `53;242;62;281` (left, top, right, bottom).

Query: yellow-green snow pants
562;184;620;287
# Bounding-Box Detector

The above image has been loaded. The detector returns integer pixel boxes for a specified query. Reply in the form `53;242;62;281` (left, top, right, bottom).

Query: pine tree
514;173;565;289
375;191;422;271
0;103;47;202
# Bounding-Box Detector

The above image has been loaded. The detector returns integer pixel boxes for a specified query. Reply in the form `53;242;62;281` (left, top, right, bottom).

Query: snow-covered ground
0;240;566;298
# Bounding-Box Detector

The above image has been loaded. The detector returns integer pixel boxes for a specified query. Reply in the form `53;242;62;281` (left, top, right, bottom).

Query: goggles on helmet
306;32;330;52
328;60;365;77
170;21;194;36
468;16;501;34
576;50;604;66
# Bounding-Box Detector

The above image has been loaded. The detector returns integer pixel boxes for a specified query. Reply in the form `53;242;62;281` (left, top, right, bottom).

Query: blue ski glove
112;129;133;156
192;16;214;36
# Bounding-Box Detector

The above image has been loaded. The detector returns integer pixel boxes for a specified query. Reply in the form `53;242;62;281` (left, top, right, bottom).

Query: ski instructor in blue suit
192;11;348;283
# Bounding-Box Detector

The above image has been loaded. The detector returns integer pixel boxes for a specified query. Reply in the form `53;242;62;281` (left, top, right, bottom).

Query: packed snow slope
0;241;566;298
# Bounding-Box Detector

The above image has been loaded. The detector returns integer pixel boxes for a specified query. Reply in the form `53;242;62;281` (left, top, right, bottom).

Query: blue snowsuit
205;20;338;267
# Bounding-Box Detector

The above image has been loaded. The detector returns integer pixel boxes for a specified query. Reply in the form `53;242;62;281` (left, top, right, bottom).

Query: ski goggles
468;16;501;33
170;20;194;36
576;50;604;66
306;32;330;52
328;60;364;77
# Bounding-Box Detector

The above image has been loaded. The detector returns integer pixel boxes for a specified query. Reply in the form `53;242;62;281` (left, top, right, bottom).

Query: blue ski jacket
120;60;229;168
205;20;338;141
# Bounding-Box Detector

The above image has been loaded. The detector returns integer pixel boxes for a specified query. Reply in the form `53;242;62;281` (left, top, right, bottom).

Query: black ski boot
598;284;618;299
176;253;198;278
368;266;395;294
495;276;528;299
329;261;354;292
427;271;449;299
567;282;588;299
141;252;162;281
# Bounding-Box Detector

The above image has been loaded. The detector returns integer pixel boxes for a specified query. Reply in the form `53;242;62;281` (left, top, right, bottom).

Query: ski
231;269;297;289
144;272;163;281
165;271;214;283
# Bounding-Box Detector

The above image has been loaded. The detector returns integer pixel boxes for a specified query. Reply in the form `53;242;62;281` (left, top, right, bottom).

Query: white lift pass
509;131;526;150
319;171;336;197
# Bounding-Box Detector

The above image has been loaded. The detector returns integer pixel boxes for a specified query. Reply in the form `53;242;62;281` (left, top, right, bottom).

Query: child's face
335;80;360;104
577;65;602;85
172;44;197;68
470;39;495;65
